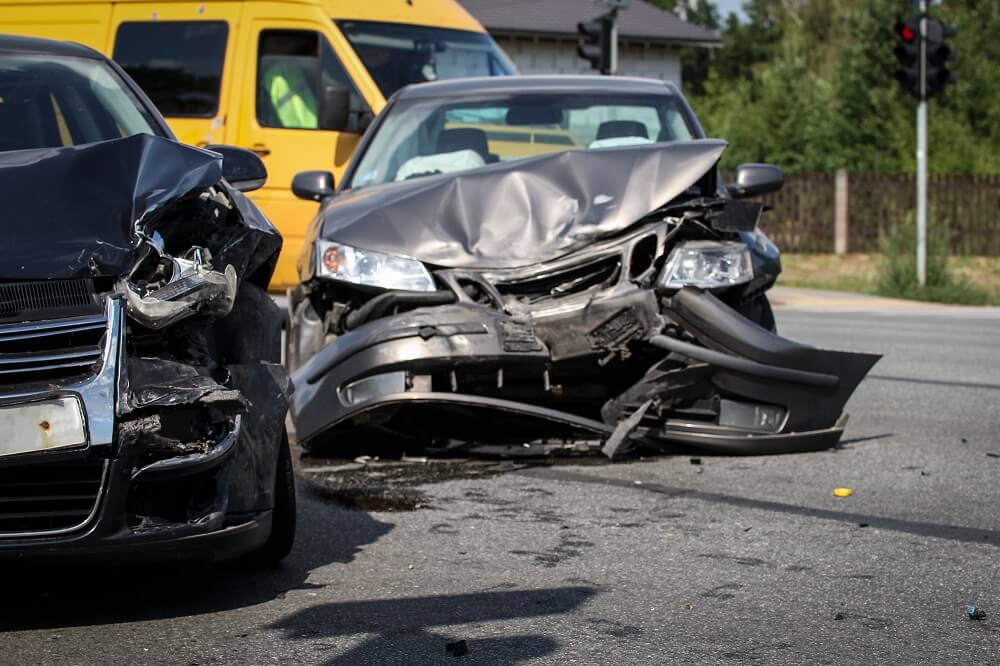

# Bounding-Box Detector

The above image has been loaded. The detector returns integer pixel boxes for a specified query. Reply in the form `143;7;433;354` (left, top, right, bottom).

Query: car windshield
0;54;160;152
337;21;515;98
348;91;697;190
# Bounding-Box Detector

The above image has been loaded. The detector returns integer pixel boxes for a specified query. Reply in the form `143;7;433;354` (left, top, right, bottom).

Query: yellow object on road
833;487;854;497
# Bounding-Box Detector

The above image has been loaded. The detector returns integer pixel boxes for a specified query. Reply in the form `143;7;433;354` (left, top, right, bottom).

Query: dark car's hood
0;134;222;280
314;139;727;270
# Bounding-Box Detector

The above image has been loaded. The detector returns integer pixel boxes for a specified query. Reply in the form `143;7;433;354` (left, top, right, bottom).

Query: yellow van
0;0;515;289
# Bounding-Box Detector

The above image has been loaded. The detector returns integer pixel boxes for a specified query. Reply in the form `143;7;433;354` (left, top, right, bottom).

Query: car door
233;17;375;289
109;2;241;148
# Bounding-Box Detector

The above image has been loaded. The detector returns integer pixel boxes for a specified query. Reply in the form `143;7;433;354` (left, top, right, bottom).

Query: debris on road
446;640;470;657
966;606;986;621
833;487;854;497
689;457;703;465
986;452;1000;459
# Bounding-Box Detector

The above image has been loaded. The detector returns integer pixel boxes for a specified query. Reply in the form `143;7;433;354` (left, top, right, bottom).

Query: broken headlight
657;241;753;290
121;238;237;330
316;240;435;292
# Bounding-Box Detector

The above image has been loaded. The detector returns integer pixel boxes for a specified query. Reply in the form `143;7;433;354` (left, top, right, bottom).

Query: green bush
875;216;992;305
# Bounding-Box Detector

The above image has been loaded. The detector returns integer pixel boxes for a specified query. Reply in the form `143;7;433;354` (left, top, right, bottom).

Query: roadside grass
779;254;1000;305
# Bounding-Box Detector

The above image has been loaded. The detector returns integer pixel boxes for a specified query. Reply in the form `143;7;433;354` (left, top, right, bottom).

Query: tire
250;429;296;564
735;293;777;333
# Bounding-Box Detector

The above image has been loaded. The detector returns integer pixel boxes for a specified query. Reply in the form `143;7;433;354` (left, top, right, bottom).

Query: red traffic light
895;20;917;43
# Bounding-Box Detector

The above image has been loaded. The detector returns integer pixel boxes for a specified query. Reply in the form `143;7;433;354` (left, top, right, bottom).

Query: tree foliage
655;0;1000;174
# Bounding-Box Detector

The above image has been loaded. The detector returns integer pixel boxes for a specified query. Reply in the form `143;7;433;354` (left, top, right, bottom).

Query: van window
113;21;228;117
337;21;515;98
257;30;368;132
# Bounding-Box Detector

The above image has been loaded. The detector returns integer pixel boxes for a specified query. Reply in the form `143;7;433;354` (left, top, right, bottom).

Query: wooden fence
753;172;1000;255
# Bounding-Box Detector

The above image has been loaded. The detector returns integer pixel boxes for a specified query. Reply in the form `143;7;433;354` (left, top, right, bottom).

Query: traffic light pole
916;0;928;288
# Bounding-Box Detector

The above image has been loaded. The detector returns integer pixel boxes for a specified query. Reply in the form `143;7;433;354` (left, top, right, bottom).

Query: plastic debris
832;487;853;498
446;640;470;657
689;457;702;465
966;605;986;621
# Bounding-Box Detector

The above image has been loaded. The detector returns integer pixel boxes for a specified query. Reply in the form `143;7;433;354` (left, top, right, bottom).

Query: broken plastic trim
131;414;242;481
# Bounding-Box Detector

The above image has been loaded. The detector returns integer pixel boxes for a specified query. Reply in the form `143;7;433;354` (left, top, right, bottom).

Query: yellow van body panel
0;0;494;289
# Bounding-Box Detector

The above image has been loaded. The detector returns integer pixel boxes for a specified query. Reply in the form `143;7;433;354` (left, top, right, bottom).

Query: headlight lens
658;241;753;289
316;240;435;292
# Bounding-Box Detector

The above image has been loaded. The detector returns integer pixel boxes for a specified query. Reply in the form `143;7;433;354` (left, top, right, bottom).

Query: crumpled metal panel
307;140;728;272
0;134;281;284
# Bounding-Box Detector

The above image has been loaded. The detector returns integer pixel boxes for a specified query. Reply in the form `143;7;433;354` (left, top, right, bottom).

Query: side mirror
318;84;351;132
206;144;267;192
292;170;336;202
728;163;784;199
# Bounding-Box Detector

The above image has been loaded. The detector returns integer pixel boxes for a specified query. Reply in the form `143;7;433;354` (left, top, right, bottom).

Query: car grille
0;278;99;320
493;255;622;303
0;313;108;388
0;459;107;537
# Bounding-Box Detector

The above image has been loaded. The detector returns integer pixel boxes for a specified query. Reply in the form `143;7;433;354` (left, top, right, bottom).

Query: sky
711;0;748;21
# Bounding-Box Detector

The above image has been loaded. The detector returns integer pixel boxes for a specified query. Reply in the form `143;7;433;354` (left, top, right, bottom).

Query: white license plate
0;397;87;458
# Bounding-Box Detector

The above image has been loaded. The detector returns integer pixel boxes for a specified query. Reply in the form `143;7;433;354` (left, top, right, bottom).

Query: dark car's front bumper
0;297;281;562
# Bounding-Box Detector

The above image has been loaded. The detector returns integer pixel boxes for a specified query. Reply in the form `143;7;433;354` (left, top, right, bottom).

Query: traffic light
925;18;957;97
893;15;957;100
894;17;920;98
578;13;616;75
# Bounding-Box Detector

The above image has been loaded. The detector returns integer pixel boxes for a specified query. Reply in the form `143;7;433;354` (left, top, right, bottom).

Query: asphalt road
2;293;999;665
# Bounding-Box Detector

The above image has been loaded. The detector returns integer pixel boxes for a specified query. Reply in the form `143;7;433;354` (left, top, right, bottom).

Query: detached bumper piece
633;288;880;454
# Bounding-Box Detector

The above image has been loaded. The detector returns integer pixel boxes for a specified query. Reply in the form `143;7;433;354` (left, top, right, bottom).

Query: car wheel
250;429;296;564
736;293;777;333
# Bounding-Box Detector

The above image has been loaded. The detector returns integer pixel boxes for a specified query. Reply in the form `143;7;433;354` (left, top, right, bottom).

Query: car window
257;29;369;132
349;92;696;189
0;55;161;152
113;21;228;117
337;21;515;98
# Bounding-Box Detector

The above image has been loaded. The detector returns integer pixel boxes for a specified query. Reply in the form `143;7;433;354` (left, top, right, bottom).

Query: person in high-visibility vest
263;60;318;129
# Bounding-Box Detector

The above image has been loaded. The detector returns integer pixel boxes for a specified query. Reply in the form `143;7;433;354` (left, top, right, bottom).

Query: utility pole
916;0;928;287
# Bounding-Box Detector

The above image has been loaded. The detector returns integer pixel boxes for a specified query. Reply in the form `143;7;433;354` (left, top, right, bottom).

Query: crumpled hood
0;134;222;280
315;139;727;270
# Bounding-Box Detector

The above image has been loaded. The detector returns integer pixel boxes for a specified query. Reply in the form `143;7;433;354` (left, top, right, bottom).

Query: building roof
458;0;720;46
395;74;680;100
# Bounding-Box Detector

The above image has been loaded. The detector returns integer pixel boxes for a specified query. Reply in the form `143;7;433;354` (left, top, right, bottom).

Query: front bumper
0;297;279;561
290;286;878;456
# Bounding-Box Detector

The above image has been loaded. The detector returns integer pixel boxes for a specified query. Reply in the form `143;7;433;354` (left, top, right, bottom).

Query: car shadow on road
0;492;393;630
271;585;598;665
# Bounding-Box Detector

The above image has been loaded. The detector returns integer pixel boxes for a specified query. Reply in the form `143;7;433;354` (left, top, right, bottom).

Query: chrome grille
0;459;107;537
0;314;107;387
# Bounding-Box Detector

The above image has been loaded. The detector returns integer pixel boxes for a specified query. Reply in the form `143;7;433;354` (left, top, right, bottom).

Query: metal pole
916;0;928;287
609;8;619;75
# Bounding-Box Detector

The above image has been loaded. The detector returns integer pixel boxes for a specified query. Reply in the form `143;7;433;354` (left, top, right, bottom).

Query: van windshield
337;21;515;98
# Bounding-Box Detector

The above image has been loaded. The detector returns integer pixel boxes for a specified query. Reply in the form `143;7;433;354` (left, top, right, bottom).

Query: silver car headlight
657;240;753;289
316;240;436;292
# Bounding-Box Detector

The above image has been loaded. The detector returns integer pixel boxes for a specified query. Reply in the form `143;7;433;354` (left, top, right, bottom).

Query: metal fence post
835;169;849;255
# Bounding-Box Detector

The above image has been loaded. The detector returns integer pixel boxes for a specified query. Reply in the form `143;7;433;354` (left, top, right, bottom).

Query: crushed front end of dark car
0;134;292;562
288;140;879;459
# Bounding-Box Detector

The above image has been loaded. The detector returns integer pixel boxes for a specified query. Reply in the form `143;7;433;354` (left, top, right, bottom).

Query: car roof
0;33;103;59
394;75;680;101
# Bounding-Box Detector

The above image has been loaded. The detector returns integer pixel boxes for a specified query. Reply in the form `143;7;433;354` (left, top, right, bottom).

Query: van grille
0;314;107;388
0;459;107;536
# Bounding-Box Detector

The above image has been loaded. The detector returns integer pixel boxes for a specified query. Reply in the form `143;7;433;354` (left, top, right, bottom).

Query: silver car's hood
313;139;727;270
